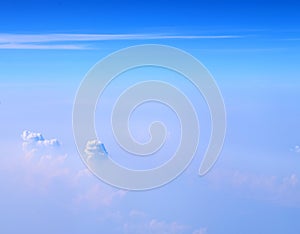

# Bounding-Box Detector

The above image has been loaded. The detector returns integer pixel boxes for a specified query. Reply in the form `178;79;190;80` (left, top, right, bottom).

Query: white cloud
193;227;208;234
0;43;88;50
19;131;126;207
0;33;241;50
85;139;108;160
21;130;60;158
21;130;44;141
74;183;126;208
73;168;93;185
20;130;69;189
208;169;300;206
0;33;240;43
72;166;127;209
282;173;298;187
149;219;187;234
129;210;147;218
123;210;187;234
291;145;300;153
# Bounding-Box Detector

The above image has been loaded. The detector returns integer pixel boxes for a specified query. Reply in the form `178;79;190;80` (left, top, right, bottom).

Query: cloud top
21;130;60;154
85;139;108;160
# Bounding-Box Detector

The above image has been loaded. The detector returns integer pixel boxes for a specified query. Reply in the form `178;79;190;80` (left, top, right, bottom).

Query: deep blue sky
1;0;299;33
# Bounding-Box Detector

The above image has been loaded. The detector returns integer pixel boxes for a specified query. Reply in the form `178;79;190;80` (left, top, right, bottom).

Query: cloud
20;130;69;189
123;210;187;234
85;139;108;160
282;173;298;187
207;169;300;206
0;33;240;43
148;219;187;234
291;145;300;153
72;168;127;211
21;130;60;147
129;210;147;218
0;43;88;50
193;227;208;234
21;130;60;158
73;183;126;208
0;33;241;50
19;131;126;208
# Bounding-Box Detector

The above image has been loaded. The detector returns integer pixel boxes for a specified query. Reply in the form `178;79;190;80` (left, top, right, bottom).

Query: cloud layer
19;130;127;208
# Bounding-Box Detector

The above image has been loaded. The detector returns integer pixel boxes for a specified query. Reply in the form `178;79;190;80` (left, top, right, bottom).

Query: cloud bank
19;130;126;208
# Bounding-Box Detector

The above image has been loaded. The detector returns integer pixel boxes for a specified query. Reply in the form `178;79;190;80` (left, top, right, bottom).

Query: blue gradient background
1;0;300;233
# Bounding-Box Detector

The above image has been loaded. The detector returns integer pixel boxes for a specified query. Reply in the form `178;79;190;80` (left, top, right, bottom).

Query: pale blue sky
1;0;300;233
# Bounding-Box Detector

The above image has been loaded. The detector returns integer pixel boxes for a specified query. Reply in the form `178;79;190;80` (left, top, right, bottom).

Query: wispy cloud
0;33;240;43
208;169;300;206
73;182;126;208
124;209;188;234
0;43;88;50
0;33;241;50
193;227;208;234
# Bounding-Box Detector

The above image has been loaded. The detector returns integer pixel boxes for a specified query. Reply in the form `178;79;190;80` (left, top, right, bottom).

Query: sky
0;0;300;233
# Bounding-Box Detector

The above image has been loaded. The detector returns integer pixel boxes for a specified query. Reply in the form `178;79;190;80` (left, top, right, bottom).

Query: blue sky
1;0;300;233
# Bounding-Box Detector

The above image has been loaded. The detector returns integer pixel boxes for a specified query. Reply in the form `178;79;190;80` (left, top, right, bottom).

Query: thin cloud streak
0;43;89;50
0;33;241;43
0;33;241;50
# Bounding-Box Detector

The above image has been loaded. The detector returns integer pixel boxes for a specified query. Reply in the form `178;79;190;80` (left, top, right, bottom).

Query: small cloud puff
124;212;187;234
22;130;60;149
291;145;300;153
283;173;298;187
193;227;208;234
74;183;126;208
148;219;186;234
85;139;108;160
